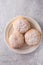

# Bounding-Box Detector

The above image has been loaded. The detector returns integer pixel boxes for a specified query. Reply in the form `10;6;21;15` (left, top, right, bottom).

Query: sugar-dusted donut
25;29;41;46
9;31;24;49
13;16;31;33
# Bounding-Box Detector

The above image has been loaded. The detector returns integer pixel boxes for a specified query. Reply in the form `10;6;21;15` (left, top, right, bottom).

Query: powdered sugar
9;32;24;48
25;29;41;45
13;19;30;33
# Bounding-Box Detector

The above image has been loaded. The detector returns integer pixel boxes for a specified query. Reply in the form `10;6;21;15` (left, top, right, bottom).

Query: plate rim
4;16;42;54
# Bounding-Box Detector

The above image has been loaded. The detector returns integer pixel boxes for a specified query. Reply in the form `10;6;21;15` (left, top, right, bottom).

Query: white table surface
0;0;43;65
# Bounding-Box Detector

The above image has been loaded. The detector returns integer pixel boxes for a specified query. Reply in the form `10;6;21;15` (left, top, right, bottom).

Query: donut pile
9;16;41;49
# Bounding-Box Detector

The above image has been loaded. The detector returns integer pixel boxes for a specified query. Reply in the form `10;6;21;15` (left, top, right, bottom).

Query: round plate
5;17;42;54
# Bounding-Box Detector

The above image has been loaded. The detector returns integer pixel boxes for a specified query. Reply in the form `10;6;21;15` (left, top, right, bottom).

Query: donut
9;31;24;49
13;16;31;33
25;29;41;46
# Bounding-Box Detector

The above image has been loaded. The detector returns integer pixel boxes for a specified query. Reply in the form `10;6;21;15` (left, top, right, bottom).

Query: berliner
9;31;24;49
25;29;41;46
13;16;30;33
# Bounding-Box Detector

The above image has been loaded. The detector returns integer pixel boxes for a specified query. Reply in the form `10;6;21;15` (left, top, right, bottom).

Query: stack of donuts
9;16;41;49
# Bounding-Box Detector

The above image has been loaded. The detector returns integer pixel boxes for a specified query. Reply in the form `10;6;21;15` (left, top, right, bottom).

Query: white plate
5;17;42;54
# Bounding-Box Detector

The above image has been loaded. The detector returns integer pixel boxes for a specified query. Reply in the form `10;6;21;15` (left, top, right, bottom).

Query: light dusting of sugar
13;19;30;33
25;29;40;45
9;34;16;46
28;35;38;44
9;32;24;48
